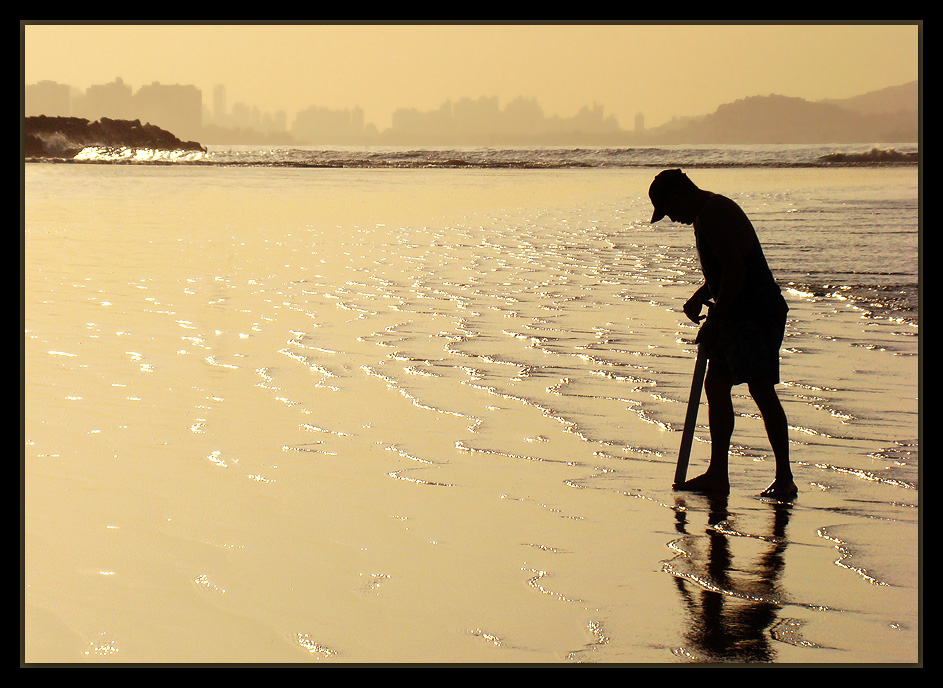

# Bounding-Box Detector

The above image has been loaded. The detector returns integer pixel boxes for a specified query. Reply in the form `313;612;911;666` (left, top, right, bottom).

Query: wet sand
24;164;919;663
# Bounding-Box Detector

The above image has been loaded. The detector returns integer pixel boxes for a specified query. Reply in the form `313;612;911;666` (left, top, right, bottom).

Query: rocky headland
25;116;207;159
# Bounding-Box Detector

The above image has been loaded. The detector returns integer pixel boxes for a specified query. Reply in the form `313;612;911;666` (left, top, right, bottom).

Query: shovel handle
674;343;708;485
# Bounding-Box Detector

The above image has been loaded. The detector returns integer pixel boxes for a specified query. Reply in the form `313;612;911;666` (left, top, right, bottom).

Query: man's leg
674;365;733;493
705;366;734;482
748;381;797;499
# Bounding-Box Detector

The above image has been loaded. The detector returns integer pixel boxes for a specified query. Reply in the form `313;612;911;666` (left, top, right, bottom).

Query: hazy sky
23;22;920;130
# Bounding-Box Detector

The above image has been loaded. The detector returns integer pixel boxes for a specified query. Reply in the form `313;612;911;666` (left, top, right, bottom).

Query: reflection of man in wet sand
669;494;800;660
649;169;797;500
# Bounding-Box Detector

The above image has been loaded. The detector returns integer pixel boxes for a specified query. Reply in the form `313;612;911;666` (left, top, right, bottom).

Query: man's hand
683;295;706;323
683;294;715;324
694;311;720;351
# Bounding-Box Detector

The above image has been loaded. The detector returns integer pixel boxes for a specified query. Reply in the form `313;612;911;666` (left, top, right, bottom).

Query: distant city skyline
24;76;641;145
23;23;920;132
26;74;918;147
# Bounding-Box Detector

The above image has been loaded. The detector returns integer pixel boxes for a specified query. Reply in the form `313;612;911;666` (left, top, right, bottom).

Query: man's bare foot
673;472;730;494
760;479;798;501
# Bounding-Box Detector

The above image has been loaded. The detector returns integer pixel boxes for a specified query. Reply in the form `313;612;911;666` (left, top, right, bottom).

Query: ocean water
24;145;919;663
59;142;921;327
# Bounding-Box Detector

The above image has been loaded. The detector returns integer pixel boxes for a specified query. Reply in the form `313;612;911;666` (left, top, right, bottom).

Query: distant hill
820;81;918;115
643;81;917;144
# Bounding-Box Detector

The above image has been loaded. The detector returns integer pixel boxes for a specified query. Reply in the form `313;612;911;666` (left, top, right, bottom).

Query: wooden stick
674;344;708;485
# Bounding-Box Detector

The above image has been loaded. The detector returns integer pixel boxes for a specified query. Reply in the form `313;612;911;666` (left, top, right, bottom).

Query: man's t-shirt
694;193;788;322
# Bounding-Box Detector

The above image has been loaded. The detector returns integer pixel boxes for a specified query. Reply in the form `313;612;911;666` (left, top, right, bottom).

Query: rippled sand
24;165;918;663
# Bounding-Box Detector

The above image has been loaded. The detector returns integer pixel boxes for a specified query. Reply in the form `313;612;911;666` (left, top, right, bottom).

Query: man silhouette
649;169;797;500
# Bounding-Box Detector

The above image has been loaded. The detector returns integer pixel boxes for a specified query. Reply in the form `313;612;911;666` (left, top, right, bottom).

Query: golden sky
23;22;920;130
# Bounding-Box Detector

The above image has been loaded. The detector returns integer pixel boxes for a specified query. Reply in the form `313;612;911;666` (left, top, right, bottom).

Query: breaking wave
28;143;918;169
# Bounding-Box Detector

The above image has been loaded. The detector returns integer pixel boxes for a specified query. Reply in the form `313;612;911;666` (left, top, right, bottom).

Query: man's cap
648;168;695;223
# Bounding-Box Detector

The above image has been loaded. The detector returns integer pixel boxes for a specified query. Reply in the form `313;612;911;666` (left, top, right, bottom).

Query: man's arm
684;283;713;323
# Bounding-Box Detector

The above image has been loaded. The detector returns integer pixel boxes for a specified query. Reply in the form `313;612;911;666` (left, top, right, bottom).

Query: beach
23;158;919;663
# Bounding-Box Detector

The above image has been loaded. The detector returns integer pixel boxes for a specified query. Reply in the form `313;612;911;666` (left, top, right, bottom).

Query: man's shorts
708;314;787;385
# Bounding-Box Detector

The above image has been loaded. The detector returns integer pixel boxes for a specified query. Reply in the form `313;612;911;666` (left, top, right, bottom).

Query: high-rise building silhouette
213;84;227;125
25;80;72;116
134;82;202;141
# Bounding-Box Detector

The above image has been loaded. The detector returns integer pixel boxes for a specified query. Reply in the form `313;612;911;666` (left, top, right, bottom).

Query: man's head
649;169;700;224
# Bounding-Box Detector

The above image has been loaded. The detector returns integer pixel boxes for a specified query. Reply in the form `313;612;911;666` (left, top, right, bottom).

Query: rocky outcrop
24;116;206;158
